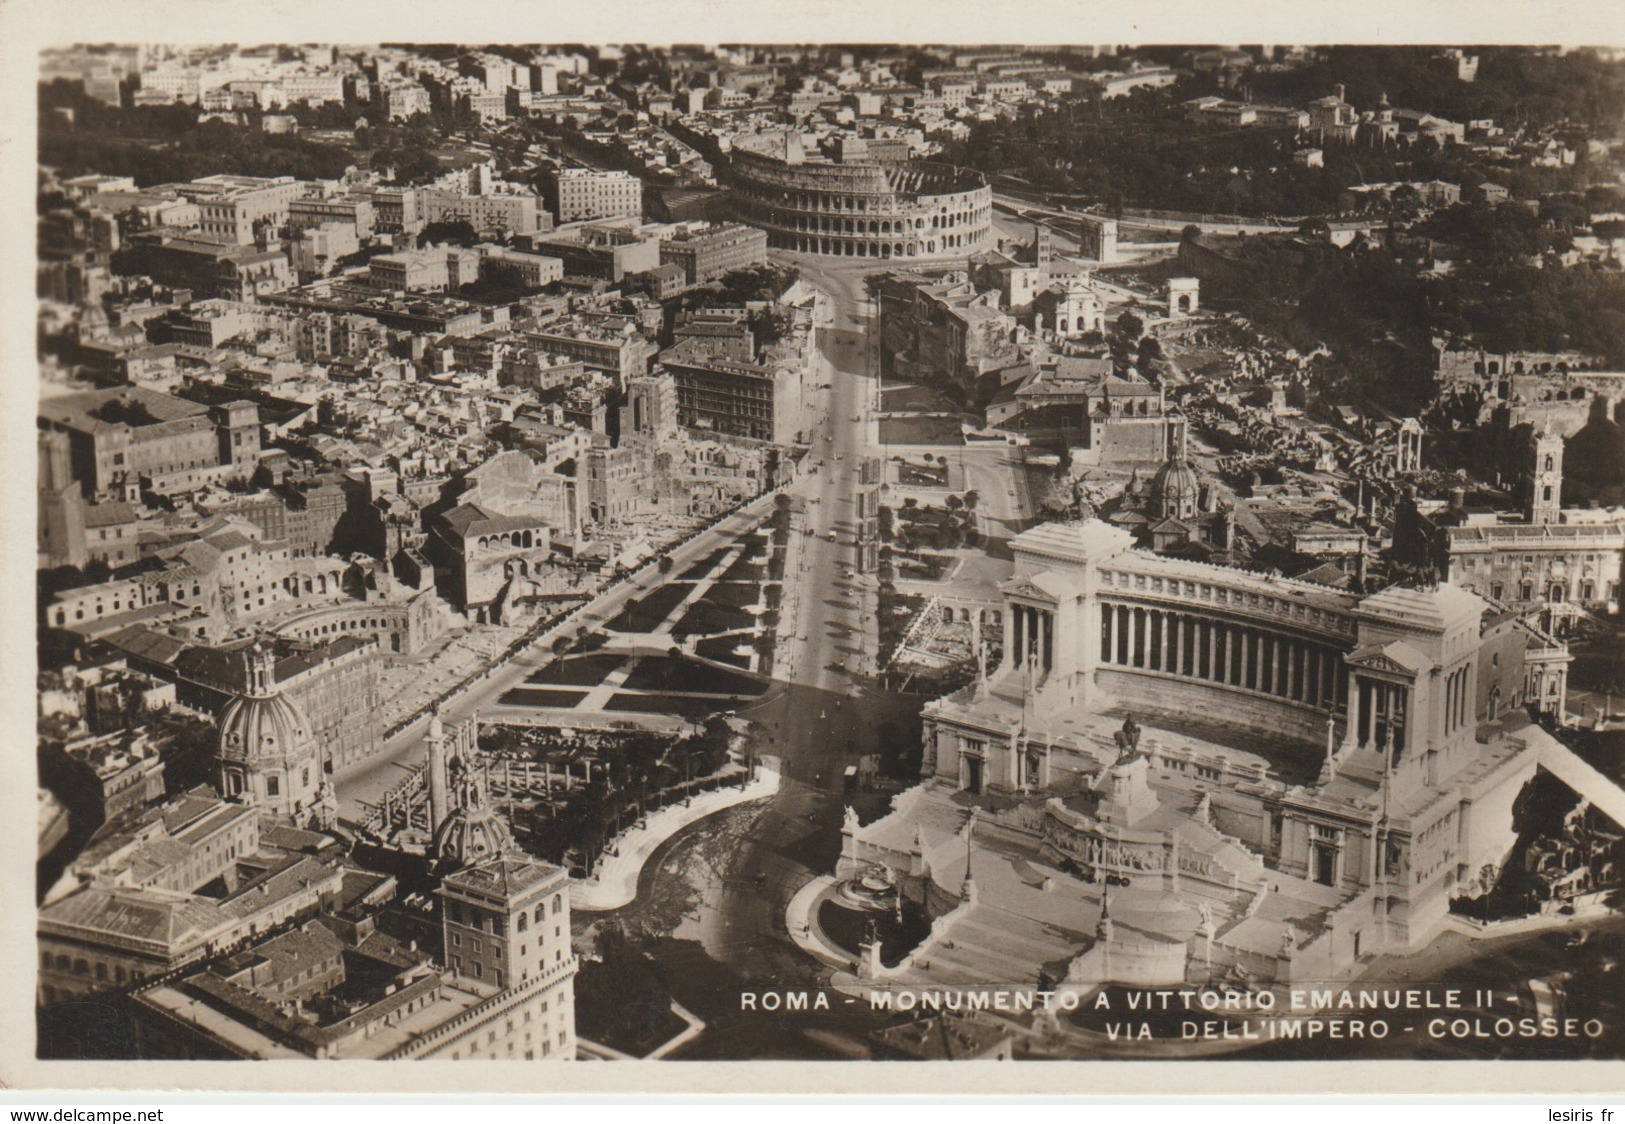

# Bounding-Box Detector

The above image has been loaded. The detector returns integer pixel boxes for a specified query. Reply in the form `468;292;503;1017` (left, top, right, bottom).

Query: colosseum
729;131;992;260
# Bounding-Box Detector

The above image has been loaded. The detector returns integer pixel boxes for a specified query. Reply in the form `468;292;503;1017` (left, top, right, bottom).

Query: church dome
218;692;314;766
433;805;515;869
1149;458;1200;519
432;765;513;870
215;642;323;819
217;644;317;769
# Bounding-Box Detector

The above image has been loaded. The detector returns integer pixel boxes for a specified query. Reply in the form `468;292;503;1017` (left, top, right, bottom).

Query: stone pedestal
836;809;863;879
859;939;884;981
1097;755;1160;827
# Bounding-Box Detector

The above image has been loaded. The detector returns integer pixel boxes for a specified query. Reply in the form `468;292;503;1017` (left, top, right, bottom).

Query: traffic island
571;764;781;912
784;874;860;971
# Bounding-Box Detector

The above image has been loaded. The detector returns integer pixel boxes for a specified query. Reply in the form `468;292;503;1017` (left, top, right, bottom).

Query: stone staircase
1177;813;1267;885
890;903;1089;987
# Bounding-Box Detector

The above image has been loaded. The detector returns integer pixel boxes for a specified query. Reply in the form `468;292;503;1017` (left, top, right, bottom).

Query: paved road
778;258;884;691
582;256;935;1057
993;192;1296;236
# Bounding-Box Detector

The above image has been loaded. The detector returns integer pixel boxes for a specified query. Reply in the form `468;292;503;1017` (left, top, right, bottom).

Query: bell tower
1524;428;1564;526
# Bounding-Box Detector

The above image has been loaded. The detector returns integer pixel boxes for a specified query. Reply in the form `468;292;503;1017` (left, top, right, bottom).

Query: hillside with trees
935;48;1623;219
39;83;355;185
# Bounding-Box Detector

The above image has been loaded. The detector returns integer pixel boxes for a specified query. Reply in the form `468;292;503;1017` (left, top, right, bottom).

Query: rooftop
39;386;209;433
1354;583;1487;633
40;884;236;949
440;855;565;902
174;635;375;693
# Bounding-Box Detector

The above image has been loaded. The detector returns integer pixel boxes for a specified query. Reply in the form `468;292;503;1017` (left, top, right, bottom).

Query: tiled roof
41;885;235;949
39;387;208;433
1010;520;1136;563
219;920;343;990
84;501;140;528
872;1015;1010;1059
202;529;256;552
221;855;342;919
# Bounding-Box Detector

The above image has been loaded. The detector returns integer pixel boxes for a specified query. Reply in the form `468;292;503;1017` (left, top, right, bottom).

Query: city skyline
14;32;1625;1096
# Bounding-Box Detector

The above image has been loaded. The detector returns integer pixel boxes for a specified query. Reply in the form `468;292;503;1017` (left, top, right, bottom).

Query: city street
576;257;935;1056
778;256;883;690
332;254;1014;1054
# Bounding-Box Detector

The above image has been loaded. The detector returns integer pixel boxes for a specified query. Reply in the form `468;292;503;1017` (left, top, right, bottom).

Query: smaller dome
432;764;513;870
433;805;515;869
1151;458;1199;498
1149;458;1200;518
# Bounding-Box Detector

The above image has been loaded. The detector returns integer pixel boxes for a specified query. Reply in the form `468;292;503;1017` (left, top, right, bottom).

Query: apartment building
552;168;643;223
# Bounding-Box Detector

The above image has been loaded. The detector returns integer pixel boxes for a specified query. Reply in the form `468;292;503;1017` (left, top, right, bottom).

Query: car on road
827;531;838;542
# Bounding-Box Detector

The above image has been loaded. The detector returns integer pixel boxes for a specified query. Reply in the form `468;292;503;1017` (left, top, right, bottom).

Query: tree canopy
40;102;354;186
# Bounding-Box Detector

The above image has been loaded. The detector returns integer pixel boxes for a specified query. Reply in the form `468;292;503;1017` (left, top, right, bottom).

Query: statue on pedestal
1112;713;1142;761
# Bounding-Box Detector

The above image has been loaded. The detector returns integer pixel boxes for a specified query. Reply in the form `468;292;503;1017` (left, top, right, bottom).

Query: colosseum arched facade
730;134;993;260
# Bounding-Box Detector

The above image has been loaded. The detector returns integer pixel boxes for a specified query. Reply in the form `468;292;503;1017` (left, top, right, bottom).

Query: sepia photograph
11;0;1625;1097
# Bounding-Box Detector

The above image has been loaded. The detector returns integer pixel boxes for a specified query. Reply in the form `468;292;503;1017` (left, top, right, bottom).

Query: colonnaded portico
957;522;1557;783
